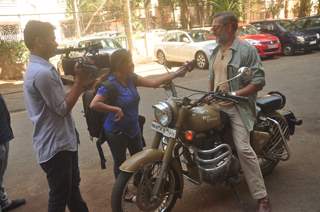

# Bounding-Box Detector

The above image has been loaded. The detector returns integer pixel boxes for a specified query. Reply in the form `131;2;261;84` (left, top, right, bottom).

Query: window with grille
0;24;20;41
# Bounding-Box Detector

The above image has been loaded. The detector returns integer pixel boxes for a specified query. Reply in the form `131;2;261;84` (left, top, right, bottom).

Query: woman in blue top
90;49;188;178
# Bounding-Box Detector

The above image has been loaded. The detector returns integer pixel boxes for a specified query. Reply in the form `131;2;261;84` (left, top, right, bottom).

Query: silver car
154;30;217;69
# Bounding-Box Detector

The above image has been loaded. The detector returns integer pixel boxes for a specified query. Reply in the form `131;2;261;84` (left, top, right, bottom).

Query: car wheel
304;49;312;54
195;51;208;69
157;50;167;65
283;44;295;56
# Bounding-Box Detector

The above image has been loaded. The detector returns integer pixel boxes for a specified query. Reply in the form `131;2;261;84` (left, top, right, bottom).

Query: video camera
55;43;110;76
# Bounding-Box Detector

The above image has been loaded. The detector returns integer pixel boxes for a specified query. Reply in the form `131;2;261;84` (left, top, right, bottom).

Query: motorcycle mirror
238;67;252;77
215;67;251;92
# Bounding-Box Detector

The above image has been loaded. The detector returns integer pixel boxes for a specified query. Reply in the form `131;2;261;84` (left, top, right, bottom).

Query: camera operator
23;20;94;212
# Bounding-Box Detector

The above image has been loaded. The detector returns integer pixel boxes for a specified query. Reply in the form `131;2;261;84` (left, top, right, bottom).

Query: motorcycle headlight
296;36;305;43
153;101;173;127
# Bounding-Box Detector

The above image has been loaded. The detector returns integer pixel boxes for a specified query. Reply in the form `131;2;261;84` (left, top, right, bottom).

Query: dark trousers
0;142;9;207
40;151;89;212
106;132;143;178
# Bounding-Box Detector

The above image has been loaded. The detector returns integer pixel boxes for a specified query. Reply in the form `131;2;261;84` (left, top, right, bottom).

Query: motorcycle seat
256;94;284;113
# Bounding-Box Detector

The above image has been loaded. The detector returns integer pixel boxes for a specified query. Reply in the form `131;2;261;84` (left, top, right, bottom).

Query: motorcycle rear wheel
111;161;179;212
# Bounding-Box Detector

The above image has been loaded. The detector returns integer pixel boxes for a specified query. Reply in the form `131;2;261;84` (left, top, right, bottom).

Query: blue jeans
40;151;89;212
106;131;143;178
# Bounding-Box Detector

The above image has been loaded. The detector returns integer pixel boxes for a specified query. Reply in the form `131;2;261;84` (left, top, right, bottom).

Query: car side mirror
182;37;190;43
267;25;274;31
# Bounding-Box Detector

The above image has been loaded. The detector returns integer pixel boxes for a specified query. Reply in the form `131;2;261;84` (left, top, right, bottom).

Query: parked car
89;31;122;38
154;30;217;69
150;28;167;37
251;19;318;55
238;24;281;58
77;36;123;54
294;15;320;49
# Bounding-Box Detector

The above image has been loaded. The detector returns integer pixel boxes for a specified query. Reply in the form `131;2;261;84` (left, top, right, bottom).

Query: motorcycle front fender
119;148;184;198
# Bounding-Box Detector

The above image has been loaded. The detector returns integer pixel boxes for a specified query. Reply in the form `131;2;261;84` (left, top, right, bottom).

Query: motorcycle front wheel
111;161;179;212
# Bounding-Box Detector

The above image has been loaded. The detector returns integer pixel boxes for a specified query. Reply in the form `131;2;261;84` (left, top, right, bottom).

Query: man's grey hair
213;11;238;33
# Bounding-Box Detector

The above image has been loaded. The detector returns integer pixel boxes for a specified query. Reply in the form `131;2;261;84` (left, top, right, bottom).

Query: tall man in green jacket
209;12;271;212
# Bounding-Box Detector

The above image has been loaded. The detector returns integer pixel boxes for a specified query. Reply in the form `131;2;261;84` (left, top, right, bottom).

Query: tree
298;0;312;17
66;0;123;36
71;0;81;38
0;41;27;80
284;0;288;18
266;0;284;19
292;0;312;17
123;0;134;51
209;0;240;16
158;0;179;28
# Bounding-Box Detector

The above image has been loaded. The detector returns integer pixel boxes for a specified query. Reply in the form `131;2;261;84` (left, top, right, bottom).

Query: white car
154;30;217;69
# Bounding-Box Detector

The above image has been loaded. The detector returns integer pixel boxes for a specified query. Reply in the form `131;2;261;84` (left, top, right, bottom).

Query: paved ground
1;51;320;212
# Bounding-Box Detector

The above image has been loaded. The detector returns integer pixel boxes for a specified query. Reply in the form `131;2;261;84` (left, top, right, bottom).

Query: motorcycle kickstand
229;182;249;212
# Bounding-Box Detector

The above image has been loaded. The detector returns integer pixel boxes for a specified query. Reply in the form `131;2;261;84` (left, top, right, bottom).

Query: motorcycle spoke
120;162;177;212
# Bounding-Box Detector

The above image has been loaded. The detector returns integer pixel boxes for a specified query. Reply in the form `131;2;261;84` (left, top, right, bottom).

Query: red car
238;24;282;58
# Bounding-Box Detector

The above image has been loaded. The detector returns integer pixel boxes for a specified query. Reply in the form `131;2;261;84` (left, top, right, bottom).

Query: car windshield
295;17;320;29
238;25;259;35
188;30;210;42
101;39;122;48
277;20;296;31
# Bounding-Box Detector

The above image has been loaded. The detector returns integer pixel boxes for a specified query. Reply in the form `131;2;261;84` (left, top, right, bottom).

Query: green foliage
66;0;123;19
292;0;312;17
0;40;28;64
0;40;28;79
266;0;284;18
209;0;240;16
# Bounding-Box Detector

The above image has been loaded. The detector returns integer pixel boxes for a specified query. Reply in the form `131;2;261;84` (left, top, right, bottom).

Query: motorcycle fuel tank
185;104;222;132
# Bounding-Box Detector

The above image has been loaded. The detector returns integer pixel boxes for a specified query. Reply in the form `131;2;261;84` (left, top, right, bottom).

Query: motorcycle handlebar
192;92;249;106
223;93;249;102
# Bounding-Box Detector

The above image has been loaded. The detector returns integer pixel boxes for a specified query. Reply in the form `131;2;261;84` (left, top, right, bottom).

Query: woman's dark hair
23;20;55;50
110;48;132;73
93;49;132;90
213;11;238;33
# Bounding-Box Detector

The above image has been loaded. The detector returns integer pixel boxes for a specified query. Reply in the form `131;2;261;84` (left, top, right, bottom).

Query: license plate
309;40;317;45
151;122;177;138
268;44;277;49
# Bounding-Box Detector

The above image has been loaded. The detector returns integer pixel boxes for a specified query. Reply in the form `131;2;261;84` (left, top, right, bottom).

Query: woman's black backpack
82;80;118;139
82;80;146;169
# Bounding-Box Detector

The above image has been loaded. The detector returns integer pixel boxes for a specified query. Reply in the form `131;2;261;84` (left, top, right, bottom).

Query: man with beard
208;12;271;212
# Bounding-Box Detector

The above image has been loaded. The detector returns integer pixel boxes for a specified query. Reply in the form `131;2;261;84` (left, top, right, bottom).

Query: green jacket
208;38;266;132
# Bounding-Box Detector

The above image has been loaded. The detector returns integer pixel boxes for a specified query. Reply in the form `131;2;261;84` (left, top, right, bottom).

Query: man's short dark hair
213;11;238;33
23;20;55;50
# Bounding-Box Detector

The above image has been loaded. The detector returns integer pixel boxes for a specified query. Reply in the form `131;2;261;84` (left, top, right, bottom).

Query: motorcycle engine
193;131;237;184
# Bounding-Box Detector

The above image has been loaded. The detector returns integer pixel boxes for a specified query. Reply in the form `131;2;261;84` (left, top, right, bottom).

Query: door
175;32;194;62
161;32;180;61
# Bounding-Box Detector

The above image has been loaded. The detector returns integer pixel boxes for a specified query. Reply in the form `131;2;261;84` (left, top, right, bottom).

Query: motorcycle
111;65;302;212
